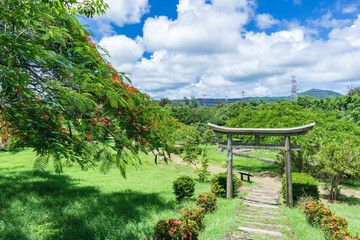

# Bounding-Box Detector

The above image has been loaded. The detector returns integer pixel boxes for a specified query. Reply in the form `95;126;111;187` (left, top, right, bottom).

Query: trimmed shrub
303;201;333;225
173;176;196;201
196;192;217;213
211;172;239;198
282;172;319;202
154;218;199;240
179;206;206;229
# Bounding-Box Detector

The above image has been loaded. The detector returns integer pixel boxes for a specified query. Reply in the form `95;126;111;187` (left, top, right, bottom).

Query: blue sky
79;0;360;99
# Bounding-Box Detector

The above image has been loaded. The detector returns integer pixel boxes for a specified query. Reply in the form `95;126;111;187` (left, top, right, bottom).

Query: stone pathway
224;186;294;240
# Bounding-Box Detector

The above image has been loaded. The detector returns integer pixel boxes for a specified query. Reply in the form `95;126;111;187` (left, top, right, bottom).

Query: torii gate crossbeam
208;122;315;207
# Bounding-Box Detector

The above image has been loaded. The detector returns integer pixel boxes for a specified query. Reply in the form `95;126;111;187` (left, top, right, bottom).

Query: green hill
298;89;343;98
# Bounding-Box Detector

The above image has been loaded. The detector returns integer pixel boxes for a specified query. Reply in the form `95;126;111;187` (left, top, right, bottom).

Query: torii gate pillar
284;136;293;206
208;122;315;207
226;134;233;199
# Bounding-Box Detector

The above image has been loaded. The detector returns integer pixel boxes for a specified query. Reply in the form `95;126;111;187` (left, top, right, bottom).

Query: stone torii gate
208;122;315;206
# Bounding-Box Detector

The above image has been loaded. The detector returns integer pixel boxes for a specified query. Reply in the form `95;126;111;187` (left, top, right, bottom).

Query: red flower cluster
179;207;206;229
303;201;332;225
196;192;217;213
83;134;92;142
85;36;96;48
121;82;138;93
90;117;109;126
154;218;198;240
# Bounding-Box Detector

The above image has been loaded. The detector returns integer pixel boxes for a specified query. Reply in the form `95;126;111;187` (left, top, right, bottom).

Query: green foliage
173;176;196;201
348;86;360;97
158;98;172;107
228;102;360;173
315;140;360;201
0;0;177;174
179;206;206;229
196;192;217;213
154;218;199;240
211;173;239;198
178;125;215;181
282;173;319;202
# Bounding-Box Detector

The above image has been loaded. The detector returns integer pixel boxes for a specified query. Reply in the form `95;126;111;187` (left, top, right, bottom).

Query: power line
291;76;298;100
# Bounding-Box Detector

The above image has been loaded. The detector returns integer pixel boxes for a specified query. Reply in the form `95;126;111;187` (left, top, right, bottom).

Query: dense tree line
161;89;360;201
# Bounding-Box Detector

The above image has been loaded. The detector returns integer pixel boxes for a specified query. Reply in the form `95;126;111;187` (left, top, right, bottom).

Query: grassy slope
0;149;239;240
205;145;280;175
2;146;359;239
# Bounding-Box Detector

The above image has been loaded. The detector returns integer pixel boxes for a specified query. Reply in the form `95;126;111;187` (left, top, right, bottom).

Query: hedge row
282;172;319;202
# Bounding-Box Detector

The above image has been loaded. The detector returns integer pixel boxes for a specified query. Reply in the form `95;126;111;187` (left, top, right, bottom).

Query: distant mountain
298;89;343;98
193;89;343;106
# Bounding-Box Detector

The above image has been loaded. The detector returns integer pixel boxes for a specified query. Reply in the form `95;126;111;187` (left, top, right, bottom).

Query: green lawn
0;149;239;240
2;146;359;239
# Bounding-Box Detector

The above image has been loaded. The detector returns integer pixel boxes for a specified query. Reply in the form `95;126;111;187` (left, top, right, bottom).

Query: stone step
243;201;280;209
248;193;275;197
237;226;284;237
247;195;275;200
238;214;281;219
227;235;259;240
246;221;284;228
244;199;279;205
245;223;283;232
249;190;277;195
251;188;278;193
242;208;281;216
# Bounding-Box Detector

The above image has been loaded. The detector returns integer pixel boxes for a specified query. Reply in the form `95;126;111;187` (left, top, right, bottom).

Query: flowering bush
154;218;199;240
321;215;349;240
303;201;360;240
179;206;206;229
173;176;196;201
196;192;217;213
303;201;333;225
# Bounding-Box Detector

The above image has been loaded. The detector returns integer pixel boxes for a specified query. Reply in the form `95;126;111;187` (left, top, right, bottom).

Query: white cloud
94;0;149;35
309;12;351;29
256;13;280;29
142;0;253;53
342;5;358;14
99;35;144;71
97;0;360;99
293;0;302;6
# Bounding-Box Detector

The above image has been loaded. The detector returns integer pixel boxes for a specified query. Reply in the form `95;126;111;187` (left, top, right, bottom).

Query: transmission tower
242;91;245;99
225;95;228;104
203;94;207;106
290;76;298;100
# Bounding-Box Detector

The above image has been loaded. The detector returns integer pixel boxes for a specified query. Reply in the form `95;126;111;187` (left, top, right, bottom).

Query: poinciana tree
0;0;178;175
